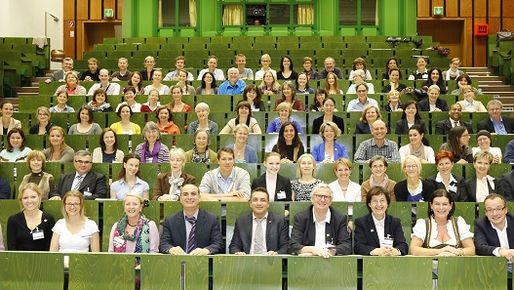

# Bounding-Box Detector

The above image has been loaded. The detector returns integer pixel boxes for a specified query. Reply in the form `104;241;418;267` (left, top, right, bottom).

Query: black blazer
462;177;499;202
353;213;408;255
229;211;289;254
311;115;345;134
499;170;514;201
394;119;426;135
477;117;514;134
435;119;473;135
289;205;352;255
51;171;107;200
159;209;224;254
355;122;371;134
251;173;292;202
474;213;514;255
139;69;155;81
29;122;54;135
426;174;467;202
394;179;435;202
418;98;449;112
7;211;55;251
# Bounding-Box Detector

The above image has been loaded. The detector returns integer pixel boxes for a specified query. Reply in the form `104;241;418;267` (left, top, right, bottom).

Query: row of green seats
0;252;505;290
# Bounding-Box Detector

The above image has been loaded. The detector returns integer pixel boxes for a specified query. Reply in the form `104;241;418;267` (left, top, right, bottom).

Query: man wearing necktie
49;150;107;200
160;184;224;255
435;103;473;135
229;187;290;255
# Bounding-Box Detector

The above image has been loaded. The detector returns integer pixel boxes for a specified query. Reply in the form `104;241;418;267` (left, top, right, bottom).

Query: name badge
113;236;125;247
276;190;286;200
448;184;457;193
84;188;92;197
381;235;394;248
32;229;44;240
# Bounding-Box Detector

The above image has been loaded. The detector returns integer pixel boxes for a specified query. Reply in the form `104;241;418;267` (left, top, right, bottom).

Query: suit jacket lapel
506;215;514;248
78;172;93;191
367;215;380;246
173;213;187;247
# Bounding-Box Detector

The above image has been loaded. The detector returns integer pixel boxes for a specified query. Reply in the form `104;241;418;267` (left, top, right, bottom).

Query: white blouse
52;218;99;252
412;216;473;248
328;180;361;202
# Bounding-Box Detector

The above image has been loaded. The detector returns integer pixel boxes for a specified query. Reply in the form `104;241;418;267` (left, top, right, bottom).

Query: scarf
409;144;427;161
445;69;460;80
191;146;210;164
168;172;185;200
113;214;151;253
142;140;162;163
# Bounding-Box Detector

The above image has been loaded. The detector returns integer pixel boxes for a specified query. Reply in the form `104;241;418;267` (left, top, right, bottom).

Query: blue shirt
217;79;246;95
110;177;150;200
491;118;508;135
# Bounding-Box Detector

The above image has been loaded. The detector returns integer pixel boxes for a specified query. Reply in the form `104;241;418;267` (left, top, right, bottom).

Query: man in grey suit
46;57;78;83
160;184;224;255
229;187;289;255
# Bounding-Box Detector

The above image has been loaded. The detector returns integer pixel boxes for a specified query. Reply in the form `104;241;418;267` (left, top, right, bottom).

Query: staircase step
13;86;39;93
472;75;504;81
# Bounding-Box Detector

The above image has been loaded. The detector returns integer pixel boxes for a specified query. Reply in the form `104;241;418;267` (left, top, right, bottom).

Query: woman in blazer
463;151;499;202
354;186;408;255
251;152;292;201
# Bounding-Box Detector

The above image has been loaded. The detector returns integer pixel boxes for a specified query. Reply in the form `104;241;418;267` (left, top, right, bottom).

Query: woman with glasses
394;155;435;202
49;190;100;252
29;106;54;135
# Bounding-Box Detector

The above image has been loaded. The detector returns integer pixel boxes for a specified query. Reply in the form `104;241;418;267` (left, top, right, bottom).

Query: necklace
127;221;137;227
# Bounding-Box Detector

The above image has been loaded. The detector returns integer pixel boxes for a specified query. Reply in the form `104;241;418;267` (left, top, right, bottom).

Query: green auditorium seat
213;256;283;290
438;257;506;290
197;94;232;112
25;134;46;151
140;255;209;290
42;200;99;224
299;42;323;50
362;256;433;290
183;163;211;185
264;134;307;154
18;95;51;113
362;162;403;183
68;253;136;290
417;202;477;230
83;51;106;60
288;256;357;289
0;252;64;290
50;112;73;131
103;37;121;44
0;199;19;237
219;134;263;161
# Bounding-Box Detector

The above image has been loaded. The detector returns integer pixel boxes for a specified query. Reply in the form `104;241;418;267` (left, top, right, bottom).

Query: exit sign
104;8;114;19
433;6;444;16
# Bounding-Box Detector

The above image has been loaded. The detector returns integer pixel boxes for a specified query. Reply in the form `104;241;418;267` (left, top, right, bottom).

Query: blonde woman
457;85;487;112
292;153;322;201
43;126;75;162
18;150;55;200
153;148;196;201
328;158;361;201
49;190;100;252
255;53;277;80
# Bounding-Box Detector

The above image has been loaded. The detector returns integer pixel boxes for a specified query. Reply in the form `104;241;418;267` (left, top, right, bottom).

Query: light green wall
122;0;417;37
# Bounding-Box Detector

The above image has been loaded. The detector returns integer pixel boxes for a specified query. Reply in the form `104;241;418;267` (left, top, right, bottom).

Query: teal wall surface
122;0;417;37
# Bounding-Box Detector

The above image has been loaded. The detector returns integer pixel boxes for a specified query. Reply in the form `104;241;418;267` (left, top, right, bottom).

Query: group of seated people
2;173;514;262
1;50;514;262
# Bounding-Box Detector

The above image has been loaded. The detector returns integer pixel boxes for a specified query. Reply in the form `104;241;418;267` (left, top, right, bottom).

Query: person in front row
289;183;352;258
474;193;514;260
410;189;475;256
199;147;251;201
50;150;108;200
354;186;408;256
160;184;224;255
109;193;159;253
229;187;290;255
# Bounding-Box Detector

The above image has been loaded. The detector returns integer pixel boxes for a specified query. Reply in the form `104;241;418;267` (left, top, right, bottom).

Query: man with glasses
477;100;514;135
474;193;514;260
160;184;224;255
229;187;289;255
289;183;351;257
50;150;107;200
346;83;379;112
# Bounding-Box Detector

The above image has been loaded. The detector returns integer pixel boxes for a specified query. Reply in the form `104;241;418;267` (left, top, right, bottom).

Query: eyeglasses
74;160;92;165
65;203;81;207
405;164;418;169
485;207;505;214
313;194;331;200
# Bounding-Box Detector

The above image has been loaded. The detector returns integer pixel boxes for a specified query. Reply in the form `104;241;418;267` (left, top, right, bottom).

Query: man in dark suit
499;168;514;201
289;183;352;257
46;57;78;83
477;99;514;134
435;103;473;135
49;150;107;200
474;193;514;261
229;187;289;255
160;184;224;255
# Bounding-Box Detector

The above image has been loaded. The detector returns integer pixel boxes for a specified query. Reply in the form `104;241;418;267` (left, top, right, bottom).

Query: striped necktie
186;216;197;253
